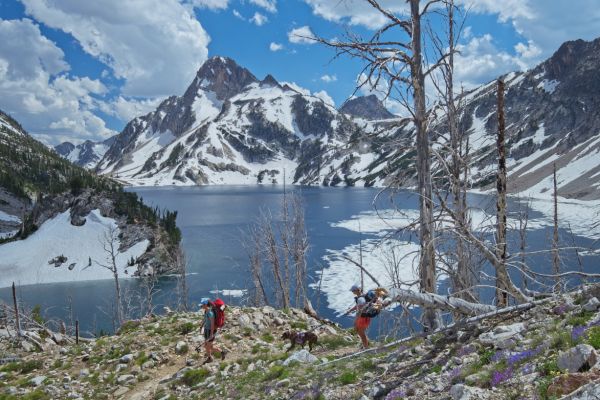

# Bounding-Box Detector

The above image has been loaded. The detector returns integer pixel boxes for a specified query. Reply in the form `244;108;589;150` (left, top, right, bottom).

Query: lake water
1;185;598;337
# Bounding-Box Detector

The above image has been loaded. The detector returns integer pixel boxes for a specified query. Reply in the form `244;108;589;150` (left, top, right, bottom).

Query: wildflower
490;367;513;387
385;388;406;400
572;325;586;341
491;350;505;363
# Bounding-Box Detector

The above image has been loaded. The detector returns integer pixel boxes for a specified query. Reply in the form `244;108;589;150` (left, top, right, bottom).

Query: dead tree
91;225;124;326
314;0;446;331
495;79;510;307
174;246;189;312
552;162;561;284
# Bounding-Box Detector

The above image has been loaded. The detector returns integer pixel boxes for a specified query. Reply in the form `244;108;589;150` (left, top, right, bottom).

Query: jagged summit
261;74;280;87
339;94;395;120
185;56;258;101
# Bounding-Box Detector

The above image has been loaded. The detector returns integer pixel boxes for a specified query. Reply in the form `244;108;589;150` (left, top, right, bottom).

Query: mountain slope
54;136;116;169
339;94;396;120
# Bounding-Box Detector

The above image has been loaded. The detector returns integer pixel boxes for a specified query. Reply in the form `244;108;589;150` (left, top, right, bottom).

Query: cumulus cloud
0;18;115;144
250;0;277;13
269;42;283;51
250;12;268;26
314;90;335;107
20;0;211;97
187;0;230;10
320;74;337;83
99;96;165;122
304;0;408;29
232;9;245;20
288;26;316;44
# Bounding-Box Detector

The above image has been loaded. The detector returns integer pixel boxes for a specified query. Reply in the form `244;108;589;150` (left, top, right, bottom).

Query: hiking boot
221;350;228;361
202;356;213;365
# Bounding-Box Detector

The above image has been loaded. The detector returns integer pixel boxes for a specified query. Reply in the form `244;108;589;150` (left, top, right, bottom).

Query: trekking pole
12;282;20;337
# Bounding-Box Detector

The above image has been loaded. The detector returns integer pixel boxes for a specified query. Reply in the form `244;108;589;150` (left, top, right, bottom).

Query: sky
0;0;599;145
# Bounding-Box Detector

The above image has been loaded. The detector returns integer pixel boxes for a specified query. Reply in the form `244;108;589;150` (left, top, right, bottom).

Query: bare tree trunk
552;162;560;284
518;200;530;289
175;246;189;312
411;0;437;330
495;79;509;307
12;282;20;336
264;220;289;309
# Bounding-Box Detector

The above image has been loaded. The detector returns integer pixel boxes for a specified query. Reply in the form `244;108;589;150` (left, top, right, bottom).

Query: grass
550;331;574;351
179;322;195;335
339;370;358;385
0;359;43;374
181;368;210;387
430;364;443;374
320;335;350;350
586;326;600;349
117;320;141;335
567;310;595;327
0;390;50;400
359;359;377;372
135;351;150;367
261;333;274;343
291;321;308;330
263;365;289;381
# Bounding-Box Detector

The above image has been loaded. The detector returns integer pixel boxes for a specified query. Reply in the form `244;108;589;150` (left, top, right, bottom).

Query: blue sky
1;0;599;144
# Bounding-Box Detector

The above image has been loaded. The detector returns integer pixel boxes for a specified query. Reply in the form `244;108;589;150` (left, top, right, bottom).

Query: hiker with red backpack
200;298;227;364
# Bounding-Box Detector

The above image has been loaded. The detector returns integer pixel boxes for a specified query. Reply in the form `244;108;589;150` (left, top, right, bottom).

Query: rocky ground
3;286;600;399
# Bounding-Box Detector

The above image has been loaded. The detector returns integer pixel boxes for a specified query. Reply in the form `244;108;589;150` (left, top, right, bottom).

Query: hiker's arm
343;304;358;315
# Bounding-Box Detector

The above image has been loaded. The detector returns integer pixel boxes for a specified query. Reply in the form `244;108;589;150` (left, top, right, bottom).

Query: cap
199;298;210;306
350;284;360;292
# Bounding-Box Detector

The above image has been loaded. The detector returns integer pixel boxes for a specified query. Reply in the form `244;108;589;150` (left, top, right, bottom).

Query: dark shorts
204;330;215;342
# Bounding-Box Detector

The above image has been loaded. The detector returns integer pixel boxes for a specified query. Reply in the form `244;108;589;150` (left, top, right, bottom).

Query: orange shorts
355;316;371;330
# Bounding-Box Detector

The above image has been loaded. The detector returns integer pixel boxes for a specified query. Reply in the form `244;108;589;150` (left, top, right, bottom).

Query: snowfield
0;209;149;288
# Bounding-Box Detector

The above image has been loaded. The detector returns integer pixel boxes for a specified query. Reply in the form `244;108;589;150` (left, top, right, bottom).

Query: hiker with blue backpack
344;285;388;349
200;298;228;364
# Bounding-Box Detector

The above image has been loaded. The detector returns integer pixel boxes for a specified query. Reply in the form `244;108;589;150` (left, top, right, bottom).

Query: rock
247;363;255;372
547;371;600;397
113;386;130;397
79;369;90;377
273;317;285;326
583;298;600;312
450;384;494;400
283;350;318;366
175;341;189;355
21;341;35;352
479;322;526;349
558;345;598;372
30;376;47;386
464;371;489;386
238;314;254;331
120;354;134;364
116;374;135;384
52;332;66;345
141;361;155;370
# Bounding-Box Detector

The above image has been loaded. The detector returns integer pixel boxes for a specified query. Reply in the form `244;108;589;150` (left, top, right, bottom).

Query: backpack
360;290;383;318
211;298;226;329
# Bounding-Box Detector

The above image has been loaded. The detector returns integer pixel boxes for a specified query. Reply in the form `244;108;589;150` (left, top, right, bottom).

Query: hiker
344;284;371;349
200;298;227;364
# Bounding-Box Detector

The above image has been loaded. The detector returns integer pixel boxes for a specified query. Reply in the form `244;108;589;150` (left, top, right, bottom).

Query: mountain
91;38;600;198
96;56;369;186
339;94;396;120
0;110;181;277
55;137;115;169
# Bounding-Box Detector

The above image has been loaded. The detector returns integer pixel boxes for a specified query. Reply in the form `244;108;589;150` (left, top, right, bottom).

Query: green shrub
538;358;560;376
586;326;600;349
291;321;308;330
261;333;274;343
117;320;141;335
263;365;289;381
320;336;350;350
181;368;210;386
567;310;595;327
179;322;195;335
1;359;44;374
430;364;443;374
339;370;358;385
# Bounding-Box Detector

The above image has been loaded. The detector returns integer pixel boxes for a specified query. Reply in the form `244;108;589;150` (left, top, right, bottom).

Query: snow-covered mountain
55;137;115;169
94;38;600;199
96;56;392;186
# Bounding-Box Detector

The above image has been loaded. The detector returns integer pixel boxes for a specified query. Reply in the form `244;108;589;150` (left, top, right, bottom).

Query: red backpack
212;298;226;329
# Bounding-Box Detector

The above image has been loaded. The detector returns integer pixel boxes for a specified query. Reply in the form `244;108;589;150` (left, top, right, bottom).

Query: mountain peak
339;94;395;120
261;74;280;87
186;56;258;101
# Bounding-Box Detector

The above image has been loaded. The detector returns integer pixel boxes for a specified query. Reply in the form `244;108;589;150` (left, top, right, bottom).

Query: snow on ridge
0;210;20;223
0;209;149;288
538;79;560;94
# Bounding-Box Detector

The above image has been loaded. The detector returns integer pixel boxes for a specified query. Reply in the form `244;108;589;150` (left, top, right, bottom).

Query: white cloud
288;26;316;44
249;0;277;13
187;0;230;10
250;12;268;26
20;0;211;97
269;42;283;51
99;96;165;122
0;19;115;144
314;90;335;107
304;0;408;29
232;9;245;20
320;74;337;83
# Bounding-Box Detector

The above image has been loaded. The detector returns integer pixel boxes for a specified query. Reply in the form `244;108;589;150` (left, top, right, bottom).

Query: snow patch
0;210;20;223
537;79;560;94
0;209;149;288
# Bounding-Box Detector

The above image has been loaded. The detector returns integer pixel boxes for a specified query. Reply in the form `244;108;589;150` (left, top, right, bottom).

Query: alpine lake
1;185;598;337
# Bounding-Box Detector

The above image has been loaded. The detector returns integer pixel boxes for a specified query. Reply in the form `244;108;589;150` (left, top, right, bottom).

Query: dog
281;330;319;352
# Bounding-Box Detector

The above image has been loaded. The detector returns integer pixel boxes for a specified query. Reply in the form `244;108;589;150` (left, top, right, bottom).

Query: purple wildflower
572;325;586;341
385;388;406;400
520;363;534;374
491;350;505;363
491;367;513;387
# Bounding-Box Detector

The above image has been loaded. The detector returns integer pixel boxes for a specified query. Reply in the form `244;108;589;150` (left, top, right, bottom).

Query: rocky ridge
3;286;600;399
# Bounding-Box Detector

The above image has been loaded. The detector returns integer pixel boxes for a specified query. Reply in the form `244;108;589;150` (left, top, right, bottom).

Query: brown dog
281;330;319;352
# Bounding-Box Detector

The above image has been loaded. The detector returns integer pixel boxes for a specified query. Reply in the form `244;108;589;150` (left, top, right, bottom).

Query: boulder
450;384;494;400
175;341;188;355
116;374;135;384
479;322;526;349
238;314;254;331
30;376;47;387
547;371;600;397
282;350;318;366
558;345;598;372
583;297;600;312
120;354;134;364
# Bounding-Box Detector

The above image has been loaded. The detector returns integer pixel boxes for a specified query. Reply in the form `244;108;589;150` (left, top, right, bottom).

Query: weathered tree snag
495;79;509;307
552;162;561;284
